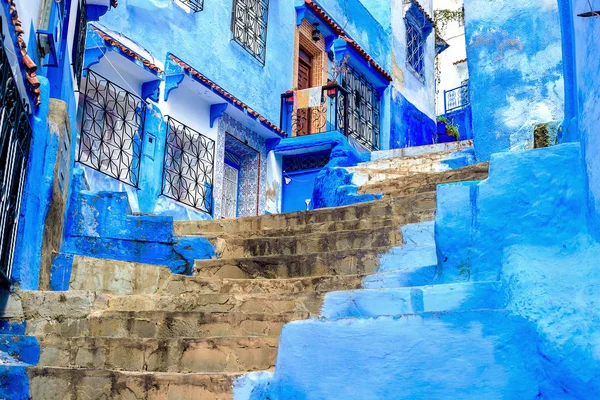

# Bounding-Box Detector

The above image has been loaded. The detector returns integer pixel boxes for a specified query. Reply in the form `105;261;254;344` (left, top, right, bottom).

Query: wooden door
297;48;312;136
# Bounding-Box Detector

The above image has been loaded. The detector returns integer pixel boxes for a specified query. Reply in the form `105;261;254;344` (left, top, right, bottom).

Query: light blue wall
99;0;296;125
563;0;600;240
464;0;564;161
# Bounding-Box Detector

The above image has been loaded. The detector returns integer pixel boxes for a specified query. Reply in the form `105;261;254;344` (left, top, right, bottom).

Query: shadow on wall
390;89;436;149
49;168;216;290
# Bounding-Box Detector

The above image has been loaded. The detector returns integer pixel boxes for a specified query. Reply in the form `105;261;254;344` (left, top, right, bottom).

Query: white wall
434;0;469;115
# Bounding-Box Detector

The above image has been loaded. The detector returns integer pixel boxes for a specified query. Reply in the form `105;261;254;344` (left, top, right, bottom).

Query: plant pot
327;87;337;98
437;133;457;143
436;121;447;135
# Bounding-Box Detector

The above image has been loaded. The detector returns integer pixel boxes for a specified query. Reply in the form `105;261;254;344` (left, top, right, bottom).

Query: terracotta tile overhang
90;25;164;76
304;0;393;82
405;0;435;27
5;0;41;106
453;58;467;65
169;54;286;138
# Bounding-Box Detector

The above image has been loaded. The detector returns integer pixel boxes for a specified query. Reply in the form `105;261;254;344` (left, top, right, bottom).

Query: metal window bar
73;0;87;87
340;67;381;151
162;116;215;214
280;83;349;140
406;18;425;80
77;69;146;187
178;0;204;12
0;37;33;282
231;0;269;64
444;83;469;114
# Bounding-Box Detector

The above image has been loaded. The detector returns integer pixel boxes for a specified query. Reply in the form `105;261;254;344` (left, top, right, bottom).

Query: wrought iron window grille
162;116;215;214
283;151;331;173
340;66;381;151
177;0;204;13
0;37;34;281
406;16;425;81
77;69;147;187
73;0;87;87
231;0;270;64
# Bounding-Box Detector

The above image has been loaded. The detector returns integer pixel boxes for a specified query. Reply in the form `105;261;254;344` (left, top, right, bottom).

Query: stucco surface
464;0;564;161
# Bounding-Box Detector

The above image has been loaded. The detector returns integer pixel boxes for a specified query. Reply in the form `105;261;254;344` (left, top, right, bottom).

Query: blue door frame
224;157;241;218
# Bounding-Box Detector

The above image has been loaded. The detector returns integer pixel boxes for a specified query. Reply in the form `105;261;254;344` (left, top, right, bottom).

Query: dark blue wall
390;90;436;148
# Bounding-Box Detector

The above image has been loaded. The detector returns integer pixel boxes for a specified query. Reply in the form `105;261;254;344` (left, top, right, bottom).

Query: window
406;17;425;80
231;0;269;64
177;0;204;13
340;66;381;150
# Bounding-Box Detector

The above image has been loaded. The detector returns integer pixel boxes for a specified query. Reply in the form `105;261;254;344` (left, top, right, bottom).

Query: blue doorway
281;151;331;213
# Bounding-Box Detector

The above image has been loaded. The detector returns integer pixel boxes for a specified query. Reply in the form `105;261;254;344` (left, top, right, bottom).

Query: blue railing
444;83;469;114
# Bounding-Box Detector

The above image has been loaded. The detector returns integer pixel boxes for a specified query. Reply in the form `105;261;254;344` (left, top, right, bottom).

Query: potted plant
325;55;350;98
436;115;460;142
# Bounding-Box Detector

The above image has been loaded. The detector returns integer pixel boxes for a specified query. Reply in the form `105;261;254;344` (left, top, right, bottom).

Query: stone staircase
3;149;490;399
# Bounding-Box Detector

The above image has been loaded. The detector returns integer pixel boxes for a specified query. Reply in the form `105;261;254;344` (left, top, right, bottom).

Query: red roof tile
304;0;393;82
6;0;41;106
169;54;285;137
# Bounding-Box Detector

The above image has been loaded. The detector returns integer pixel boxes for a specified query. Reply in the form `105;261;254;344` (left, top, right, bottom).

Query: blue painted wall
561;0;600;241
100;0;295;125
464;0;564;161
390;89;436;148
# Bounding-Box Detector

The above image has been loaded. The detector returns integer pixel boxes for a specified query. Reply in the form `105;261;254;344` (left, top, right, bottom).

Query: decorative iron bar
280;83;348;140
162;116;215;214
231;0;269;64
78;69;146;187
178;0;204;12
73;0;87;87
0;38;33;281
406;17;425;80
340;67;381;150
444;83;469;114
282;150;331;173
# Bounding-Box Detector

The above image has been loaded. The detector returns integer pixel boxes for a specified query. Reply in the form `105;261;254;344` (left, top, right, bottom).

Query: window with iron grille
231;0;269;64
340;66;381;151
177;0;204;12
78;69;146;187
406;17;425;80
72;0;87;87
162;116;215;214
283;151;331;173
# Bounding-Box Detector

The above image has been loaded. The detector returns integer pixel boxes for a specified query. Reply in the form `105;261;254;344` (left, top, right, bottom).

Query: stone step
0;334;40;366
378;244;438;272
194;247;390;280
67;257;365;296
368;140;473;162
360;162;489;197
28;367;239;399
320;281;504;319
38;336;278;373
105;291;324;314
175;192;436;237
215;226;402;258
259;310;542;399
161;274;365;296
26;311;309;339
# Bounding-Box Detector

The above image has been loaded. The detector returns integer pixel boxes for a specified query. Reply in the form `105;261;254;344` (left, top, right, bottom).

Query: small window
406;18;425;80
231;0;270;64
177;0;204;13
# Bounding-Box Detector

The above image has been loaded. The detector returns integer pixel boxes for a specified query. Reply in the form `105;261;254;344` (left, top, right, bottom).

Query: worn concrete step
105;291;324;314
175;192;436;236
262;310;541;399
367;140;473;163
28;367;239;399
20;288;323;315
38;336;278;373
320;281;504;319
194;247;391;280
67;257;366;296
360;162;489;197
161;274;366;296
378;244;438;272
216;226;402;258
26;311;309;339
